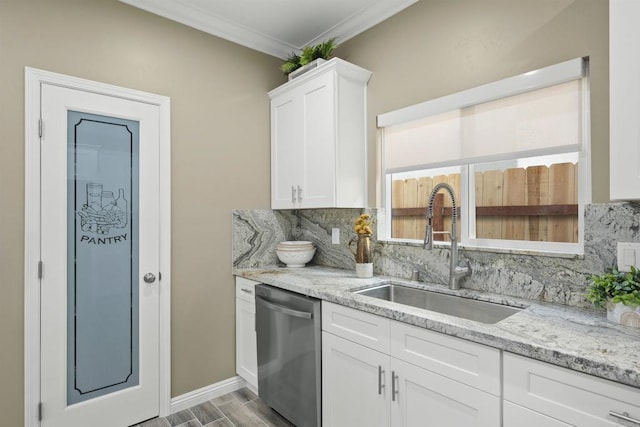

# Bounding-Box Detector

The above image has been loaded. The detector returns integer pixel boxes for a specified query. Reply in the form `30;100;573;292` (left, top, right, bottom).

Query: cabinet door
300;73;336;208
271;92;303;209
391;358;500;427
235;279;258;391
322;332;390;427
610;0;640;200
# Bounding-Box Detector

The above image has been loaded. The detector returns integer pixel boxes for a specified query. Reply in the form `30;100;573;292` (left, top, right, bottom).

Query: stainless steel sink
353;282;522;324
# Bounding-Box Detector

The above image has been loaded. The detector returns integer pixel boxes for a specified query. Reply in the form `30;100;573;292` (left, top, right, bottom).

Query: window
378;58;590;254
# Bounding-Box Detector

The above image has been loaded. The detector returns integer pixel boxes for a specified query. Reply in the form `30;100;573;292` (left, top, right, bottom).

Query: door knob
143;273;156;283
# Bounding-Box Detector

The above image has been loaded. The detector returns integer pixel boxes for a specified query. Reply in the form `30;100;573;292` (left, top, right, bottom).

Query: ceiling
119;0;418;59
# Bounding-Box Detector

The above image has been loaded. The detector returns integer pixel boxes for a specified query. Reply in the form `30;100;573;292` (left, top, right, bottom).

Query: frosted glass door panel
66;111;139;405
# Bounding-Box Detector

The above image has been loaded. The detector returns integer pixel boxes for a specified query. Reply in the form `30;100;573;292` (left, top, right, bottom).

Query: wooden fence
391;163;578;243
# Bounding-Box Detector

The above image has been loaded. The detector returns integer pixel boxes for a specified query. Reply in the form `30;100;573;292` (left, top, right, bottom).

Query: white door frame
24;67;172;426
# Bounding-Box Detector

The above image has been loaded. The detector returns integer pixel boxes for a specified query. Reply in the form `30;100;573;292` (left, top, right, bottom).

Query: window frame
378;58;591;255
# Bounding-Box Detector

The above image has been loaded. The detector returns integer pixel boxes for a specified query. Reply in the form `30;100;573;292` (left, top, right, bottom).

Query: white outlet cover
616;242;640;272
332;228;340;244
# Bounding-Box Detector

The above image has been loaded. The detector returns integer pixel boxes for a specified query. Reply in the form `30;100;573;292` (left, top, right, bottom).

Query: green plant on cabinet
280;38;337;75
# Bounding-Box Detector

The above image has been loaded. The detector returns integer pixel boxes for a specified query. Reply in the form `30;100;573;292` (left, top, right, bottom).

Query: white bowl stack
276;241;316;268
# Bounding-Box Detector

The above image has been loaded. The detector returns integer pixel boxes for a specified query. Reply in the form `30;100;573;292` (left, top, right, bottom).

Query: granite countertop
234;265;640;389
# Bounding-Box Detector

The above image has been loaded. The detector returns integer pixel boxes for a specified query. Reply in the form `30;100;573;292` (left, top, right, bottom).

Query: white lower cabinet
321;302;500;427
235;277;258;392
504;353;640;426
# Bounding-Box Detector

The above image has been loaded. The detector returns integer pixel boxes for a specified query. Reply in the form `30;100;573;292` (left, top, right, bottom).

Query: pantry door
37;78;167;427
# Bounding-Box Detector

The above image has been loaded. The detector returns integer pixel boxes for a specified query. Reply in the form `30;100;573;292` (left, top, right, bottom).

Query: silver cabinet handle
378;365;385;395
297;185;303;203
291;185;297;203
240;288;253;295
256;295;313;319
391;371;398;401
609;411;640;425
143;273;156;283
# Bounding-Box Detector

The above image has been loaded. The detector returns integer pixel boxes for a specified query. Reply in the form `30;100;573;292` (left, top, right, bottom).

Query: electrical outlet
332;228;340;244
616;242;640;272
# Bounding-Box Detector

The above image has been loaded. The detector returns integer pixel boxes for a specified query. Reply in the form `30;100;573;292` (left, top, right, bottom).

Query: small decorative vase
355;263;373;278
606;301;640;328
349;234;373;278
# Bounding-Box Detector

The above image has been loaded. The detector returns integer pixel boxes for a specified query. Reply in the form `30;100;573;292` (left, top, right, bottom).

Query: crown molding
119;0;417;59
306;0;418;48
120;0;295;58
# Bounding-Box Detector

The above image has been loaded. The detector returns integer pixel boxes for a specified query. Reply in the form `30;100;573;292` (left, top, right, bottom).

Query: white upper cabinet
610;0;640;200
269;58;372;209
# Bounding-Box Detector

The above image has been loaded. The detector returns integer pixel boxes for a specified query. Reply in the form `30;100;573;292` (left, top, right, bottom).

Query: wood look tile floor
133;388;295;427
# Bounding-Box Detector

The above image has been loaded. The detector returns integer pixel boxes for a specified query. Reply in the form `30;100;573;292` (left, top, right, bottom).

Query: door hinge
38;118;43;138
38;402;42;421
38;261;43;279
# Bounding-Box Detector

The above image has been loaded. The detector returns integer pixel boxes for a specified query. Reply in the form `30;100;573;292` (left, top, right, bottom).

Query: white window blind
383;110;462;172
380;58;585;173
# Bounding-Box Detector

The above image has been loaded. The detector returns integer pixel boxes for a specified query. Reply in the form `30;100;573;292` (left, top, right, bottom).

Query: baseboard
170;376;246;414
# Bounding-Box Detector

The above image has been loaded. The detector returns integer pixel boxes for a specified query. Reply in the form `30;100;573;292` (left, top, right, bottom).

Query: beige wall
0;0;283;424
337;0;609;204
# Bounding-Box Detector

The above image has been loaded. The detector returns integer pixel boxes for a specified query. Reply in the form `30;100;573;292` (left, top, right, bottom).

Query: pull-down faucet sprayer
424;182;471;290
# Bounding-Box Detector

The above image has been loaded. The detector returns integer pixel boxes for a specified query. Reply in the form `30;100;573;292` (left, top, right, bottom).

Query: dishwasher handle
256;295;313;319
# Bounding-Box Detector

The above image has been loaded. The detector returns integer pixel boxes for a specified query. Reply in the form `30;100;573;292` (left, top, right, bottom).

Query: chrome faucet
424;182;471;290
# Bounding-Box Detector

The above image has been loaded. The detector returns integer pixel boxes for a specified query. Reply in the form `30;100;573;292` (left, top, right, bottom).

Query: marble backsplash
232;203;640;308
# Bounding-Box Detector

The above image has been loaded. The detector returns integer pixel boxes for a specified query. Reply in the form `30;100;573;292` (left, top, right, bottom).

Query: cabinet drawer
236;277;259;302
390;321;501;396
322;302;390;354
503;401;571;427
504;352;640;426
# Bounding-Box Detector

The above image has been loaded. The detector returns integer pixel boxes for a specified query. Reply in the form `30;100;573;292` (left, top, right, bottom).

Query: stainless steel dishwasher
255;284;321;427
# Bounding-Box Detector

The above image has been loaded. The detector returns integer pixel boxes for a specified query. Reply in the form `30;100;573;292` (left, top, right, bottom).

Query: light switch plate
332;228;340;244
616;242;640;272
